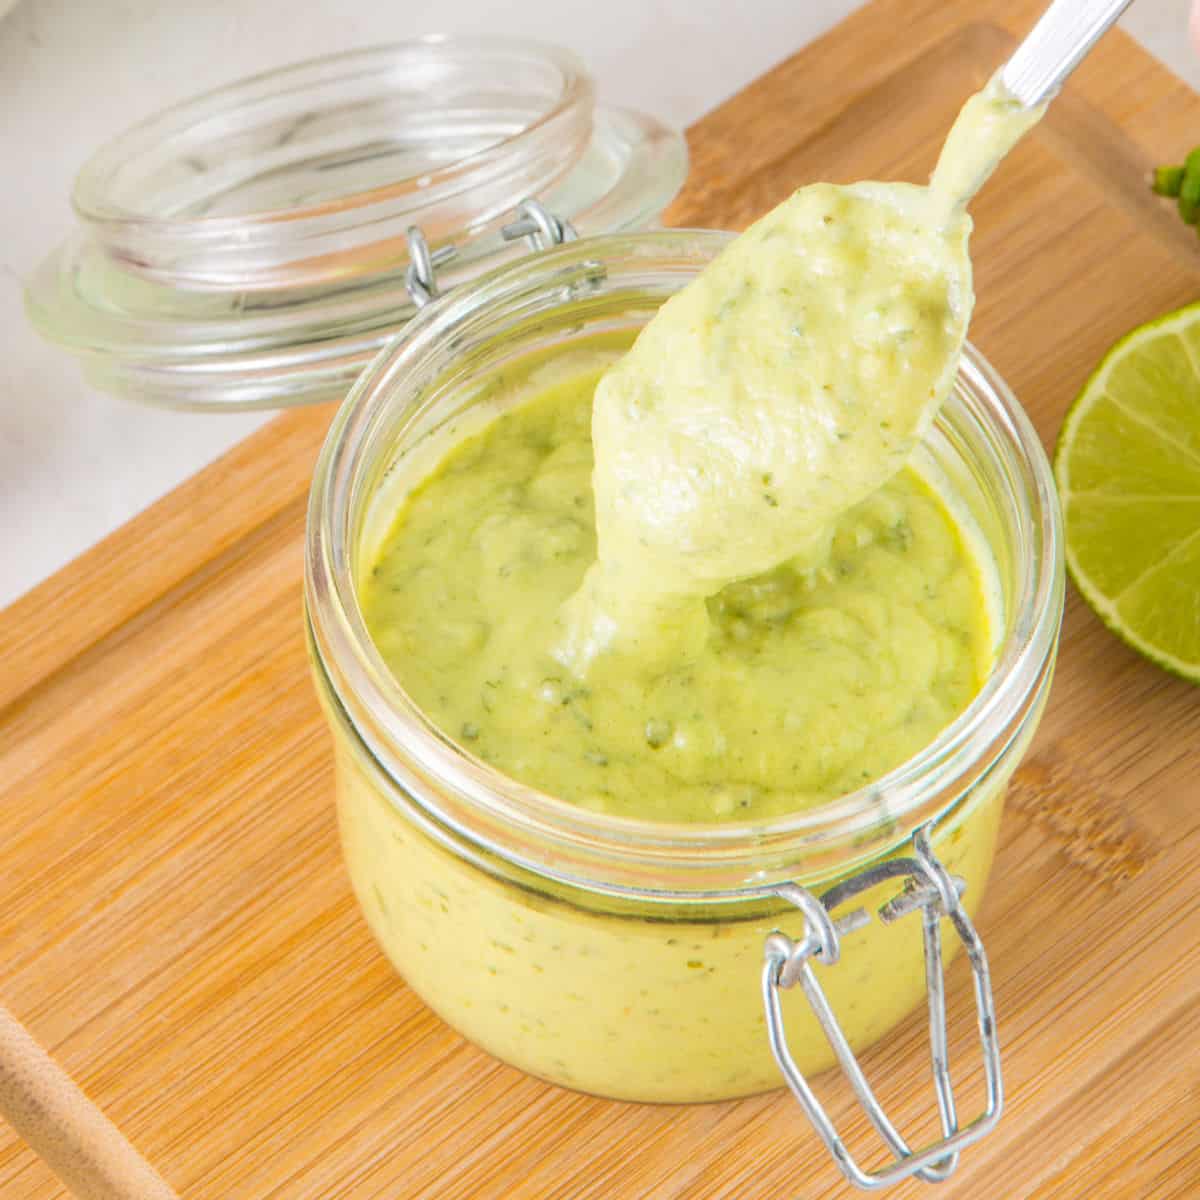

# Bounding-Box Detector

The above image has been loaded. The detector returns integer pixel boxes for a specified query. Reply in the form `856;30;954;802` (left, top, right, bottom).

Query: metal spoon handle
1000;0;1137;108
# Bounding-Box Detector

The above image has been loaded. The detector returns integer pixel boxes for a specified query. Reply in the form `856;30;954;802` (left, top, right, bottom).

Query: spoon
929;0;1138;222
1001;0;1138;108
559;0;1140;675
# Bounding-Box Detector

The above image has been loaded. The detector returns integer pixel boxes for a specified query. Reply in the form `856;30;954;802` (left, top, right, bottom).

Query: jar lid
26;37;686;411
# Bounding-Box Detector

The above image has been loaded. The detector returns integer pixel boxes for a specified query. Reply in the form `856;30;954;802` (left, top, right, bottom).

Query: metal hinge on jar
762;824;1003;1190
405;200;578;308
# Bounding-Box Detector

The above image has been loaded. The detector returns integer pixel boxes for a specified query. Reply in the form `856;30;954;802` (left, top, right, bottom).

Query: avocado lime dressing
558;182;972;672
361;79;1041;818
561;77;1042;670
334;76;1047;1102
929;77;1046;224
362;361;994;820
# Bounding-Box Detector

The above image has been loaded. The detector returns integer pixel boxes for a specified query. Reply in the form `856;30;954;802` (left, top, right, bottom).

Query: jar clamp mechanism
405;200;578;308
763;824;1003;1190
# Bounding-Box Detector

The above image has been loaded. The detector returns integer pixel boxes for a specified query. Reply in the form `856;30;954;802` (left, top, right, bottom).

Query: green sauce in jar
361;359;995;822
336;733;1005;1101
337;346;1006;1102
327;79;1052;1103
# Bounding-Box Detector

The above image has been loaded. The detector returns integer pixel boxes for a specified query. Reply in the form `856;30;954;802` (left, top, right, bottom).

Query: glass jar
305;230;1063;1177
25;38;685;411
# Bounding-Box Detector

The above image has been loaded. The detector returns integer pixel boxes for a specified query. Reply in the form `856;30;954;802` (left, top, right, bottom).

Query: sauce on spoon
557;77;1043;673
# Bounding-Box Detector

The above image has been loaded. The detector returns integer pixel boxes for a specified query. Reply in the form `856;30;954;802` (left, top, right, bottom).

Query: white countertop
0;0;1193;608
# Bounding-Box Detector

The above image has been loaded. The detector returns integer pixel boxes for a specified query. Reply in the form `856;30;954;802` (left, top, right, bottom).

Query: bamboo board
3;1;1199;1195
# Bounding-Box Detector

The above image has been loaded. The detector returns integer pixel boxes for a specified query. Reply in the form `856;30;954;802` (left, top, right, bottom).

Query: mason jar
304;229;1063;1181
25;38;685;410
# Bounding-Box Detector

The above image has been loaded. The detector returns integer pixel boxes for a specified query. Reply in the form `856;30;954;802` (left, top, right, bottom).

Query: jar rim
305;229;1065;895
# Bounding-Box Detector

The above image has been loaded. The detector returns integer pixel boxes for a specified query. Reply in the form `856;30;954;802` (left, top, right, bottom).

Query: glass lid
25;37;687;412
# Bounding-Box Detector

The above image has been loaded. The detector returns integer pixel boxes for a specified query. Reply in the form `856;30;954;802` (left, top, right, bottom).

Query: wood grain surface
3;1;1200;1196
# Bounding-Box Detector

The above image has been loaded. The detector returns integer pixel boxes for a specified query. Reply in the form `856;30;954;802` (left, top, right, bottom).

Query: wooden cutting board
3;1;1199;1195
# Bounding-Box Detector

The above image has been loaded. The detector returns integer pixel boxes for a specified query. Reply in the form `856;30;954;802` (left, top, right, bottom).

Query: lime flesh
1055;302;1200;683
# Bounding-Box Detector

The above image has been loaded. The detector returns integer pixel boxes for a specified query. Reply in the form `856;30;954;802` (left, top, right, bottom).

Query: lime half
1054;302;1200;683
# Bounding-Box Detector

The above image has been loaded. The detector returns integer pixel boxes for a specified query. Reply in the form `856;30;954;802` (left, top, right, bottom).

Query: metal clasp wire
762;824;1003;1191
405;200;577;309
404;226;457;309
500;199;578;252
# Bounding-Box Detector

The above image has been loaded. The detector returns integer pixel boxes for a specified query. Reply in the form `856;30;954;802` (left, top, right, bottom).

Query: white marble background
0;0;1193;608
